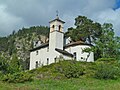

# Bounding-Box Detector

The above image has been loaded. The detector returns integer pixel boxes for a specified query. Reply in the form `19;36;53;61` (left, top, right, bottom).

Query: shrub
0;71;4;80
56;60;85;78
94;63;119;80
2;71;33;83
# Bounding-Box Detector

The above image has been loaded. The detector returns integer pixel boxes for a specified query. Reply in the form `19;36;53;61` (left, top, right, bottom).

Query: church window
73;52;76;59
52;25;55;28
54;58;57;63
36;51;38;55
52;25;55;30
81;57;83;59
59;25;61;31
36;61;38;68
47;58;49;65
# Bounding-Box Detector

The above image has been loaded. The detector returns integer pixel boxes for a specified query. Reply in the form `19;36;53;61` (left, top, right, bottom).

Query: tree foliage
66;16;102;44
0;25;49;71
94;23;120;59
0;53;22;74
66;16;120;60
0;53;9;74
7;54;22;74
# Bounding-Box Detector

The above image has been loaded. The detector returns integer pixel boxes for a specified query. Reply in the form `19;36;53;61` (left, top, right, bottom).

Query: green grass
0;78;120;90
1;59;120;90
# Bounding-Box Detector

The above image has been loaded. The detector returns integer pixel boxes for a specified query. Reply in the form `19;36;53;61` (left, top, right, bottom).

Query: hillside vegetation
1;60;120;90
0;26;49;70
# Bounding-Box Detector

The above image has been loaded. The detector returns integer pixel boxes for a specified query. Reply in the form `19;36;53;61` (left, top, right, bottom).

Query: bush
0;71;4;80
94;63;119;80
2;71;33;83
56;60;85;78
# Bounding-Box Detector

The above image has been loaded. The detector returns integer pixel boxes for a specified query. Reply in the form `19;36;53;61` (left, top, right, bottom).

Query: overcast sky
0;0;120;36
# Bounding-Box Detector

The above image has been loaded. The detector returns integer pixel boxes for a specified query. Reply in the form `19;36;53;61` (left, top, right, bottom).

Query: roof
30;41;92;52
49;17;65;23
30;43;49;52
64;41;93;49
55;48;73;57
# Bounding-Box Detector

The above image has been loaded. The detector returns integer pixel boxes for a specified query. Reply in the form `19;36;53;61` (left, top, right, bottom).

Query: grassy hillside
1;78;120;90
1;59;120;90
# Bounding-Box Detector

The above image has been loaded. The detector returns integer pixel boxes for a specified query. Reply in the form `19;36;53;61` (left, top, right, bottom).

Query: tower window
52;25;55;28
59;25;61;31
51;25;55;32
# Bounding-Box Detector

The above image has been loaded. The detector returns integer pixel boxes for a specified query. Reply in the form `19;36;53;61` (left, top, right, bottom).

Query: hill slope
0;26;49;69
1;60;120;90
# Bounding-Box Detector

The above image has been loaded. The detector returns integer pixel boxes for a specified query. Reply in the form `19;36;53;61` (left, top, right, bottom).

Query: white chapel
29;16;94;70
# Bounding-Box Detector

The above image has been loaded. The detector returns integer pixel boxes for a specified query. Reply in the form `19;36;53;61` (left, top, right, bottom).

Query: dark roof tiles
30;43;49;52
49;18;65;23
55;48;73;57
64;41;93;49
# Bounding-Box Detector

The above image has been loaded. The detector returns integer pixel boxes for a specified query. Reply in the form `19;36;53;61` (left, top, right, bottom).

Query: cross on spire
56;10;59;19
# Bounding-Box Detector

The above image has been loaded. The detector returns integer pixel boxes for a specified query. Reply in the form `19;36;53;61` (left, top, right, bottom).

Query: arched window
36;61;38;68
52;25;55;29
59;25;61;31
52;25;55;28
47;58;49;65
52;25;55;31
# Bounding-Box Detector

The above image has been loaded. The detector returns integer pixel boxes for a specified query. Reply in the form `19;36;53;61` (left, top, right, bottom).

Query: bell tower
49;14;65;52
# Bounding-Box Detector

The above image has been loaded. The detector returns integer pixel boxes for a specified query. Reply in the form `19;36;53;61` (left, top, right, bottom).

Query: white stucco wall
65;45;94;62
49;31;63;51
30;46;63;70
30;44;94;70
30;47;49;70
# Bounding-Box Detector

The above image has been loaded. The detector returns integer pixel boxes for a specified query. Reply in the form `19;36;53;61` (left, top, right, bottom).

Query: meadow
1;59;120;90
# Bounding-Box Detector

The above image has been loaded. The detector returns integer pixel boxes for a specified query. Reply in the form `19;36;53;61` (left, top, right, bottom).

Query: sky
0;0;120;36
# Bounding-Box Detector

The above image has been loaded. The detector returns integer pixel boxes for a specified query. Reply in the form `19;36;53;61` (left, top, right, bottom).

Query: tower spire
56;10;59;19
